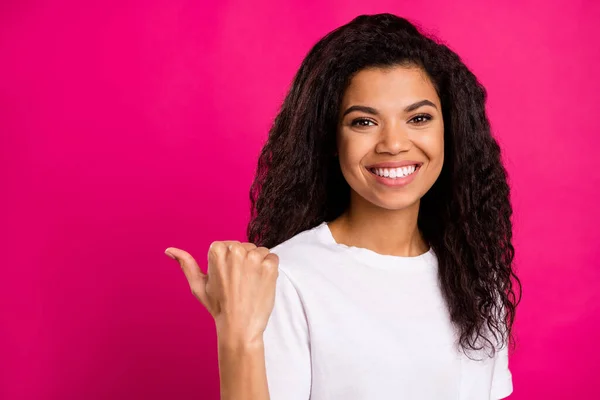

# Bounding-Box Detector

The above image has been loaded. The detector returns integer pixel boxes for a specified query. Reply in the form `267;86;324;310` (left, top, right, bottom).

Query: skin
329;65;445;257
165;242;276;400
164;65;445;399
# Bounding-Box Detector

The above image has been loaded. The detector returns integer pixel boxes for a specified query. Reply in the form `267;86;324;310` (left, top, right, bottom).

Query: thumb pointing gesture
166;240;279;344
165;247;211;311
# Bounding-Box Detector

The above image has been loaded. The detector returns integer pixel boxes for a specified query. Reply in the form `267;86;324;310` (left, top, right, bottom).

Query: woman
165;13;522;400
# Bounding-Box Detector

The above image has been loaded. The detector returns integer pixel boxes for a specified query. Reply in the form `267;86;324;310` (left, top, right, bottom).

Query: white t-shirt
264;222;513;400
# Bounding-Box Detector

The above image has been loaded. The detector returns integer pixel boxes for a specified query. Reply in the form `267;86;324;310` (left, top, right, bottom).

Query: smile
369;165;419;179
367;164;421;187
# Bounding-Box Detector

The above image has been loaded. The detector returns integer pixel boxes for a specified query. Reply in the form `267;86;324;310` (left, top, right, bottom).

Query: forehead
340;66;440;108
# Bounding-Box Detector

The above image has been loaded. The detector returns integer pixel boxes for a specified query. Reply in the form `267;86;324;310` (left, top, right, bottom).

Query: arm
164;242;278;400
217;338;270;400
216;268;311;400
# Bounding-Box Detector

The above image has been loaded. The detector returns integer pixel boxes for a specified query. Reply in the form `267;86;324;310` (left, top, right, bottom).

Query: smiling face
336;65;445;211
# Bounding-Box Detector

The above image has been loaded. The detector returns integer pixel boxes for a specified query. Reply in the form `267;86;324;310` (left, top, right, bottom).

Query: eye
351;118;376;127
409;114;433;125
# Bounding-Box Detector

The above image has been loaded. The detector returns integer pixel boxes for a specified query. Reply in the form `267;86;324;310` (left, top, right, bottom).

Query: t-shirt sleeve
490;339;514;399
263;268;311;400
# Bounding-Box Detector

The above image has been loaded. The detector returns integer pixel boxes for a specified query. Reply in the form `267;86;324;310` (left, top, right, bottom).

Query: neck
328;191;429;257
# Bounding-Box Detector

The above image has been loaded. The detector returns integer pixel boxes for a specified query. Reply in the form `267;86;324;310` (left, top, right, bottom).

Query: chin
363;193;421;211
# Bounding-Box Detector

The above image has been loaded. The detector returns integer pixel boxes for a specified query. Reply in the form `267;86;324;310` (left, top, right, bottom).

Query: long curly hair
247;13;522;358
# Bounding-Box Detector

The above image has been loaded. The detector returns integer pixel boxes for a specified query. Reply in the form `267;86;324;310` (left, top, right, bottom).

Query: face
336;65;444;211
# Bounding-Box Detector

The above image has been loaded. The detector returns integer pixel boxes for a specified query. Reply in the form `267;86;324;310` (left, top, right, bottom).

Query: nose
375;124;412;155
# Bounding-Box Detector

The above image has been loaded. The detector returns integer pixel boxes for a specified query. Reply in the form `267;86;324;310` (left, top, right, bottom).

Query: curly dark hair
247;13;522;359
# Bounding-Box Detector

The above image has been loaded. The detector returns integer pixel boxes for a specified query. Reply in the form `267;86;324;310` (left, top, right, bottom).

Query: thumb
165;247;210;308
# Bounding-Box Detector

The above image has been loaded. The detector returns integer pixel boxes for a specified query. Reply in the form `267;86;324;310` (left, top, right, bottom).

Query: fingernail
164;249;176;260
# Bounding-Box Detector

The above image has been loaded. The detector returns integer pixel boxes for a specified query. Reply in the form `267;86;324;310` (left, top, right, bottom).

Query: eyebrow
341;99;438;117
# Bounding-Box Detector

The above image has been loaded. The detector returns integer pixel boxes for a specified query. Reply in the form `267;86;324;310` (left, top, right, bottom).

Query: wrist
216;329;264;352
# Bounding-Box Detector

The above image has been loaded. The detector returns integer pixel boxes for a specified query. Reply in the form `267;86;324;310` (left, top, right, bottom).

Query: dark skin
329;65;444;257
164;65;445;399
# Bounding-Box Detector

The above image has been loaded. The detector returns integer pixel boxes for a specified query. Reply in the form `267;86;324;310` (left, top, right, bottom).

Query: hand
165;241;279;347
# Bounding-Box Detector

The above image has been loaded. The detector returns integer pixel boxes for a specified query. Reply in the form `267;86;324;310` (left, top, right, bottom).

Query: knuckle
229;243;246;258
225;240;241;249
228;249;240;259
209;241;226;256
262;256;279;271
246;250;263;264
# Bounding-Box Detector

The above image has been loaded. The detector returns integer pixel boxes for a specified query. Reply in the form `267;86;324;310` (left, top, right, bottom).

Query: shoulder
269;225;324;260
269;223;332;276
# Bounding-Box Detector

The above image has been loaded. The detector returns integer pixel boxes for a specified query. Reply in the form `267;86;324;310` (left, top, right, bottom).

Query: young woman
165;13;522;400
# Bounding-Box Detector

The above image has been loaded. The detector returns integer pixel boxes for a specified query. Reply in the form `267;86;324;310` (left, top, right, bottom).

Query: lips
366;163;422;187
366;160;424;169
370;164;419;178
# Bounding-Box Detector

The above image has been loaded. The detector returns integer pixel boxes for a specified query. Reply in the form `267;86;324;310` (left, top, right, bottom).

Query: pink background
1;1;599;399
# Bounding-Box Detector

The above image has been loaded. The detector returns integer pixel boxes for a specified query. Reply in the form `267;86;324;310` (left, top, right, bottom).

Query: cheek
337;134;367;171
415;130;444;163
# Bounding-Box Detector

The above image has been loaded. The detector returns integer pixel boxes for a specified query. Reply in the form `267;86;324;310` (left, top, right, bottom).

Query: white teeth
372;165;418;179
